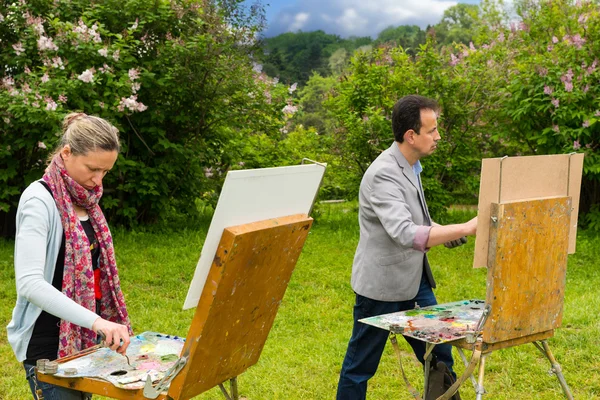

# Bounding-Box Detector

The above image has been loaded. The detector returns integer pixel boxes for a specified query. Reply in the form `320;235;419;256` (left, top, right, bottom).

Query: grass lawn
1;202;599;399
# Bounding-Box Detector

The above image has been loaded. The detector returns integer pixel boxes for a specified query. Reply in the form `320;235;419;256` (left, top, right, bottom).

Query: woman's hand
92;317;131;354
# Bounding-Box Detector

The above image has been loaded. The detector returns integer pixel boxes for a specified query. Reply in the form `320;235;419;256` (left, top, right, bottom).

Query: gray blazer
351;142;436;302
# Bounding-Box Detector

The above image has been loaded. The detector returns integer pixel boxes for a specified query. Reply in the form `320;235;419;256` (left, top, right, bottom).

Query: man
336;95;477;399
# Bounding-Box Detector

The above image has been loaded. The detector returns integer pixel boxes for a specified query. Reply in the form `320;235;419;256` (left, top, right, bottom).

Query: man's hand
444;236;467;249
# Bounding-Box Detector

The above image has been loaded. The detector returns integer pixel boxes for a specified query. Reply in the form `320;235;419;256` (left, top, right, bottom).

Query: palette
360;300;485;343
49;332;185;390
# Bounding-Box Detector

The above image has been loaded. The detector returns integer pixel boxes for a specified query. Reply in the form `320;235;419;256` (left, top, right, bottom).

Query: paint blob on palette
360;299;486;343
50;331;185;390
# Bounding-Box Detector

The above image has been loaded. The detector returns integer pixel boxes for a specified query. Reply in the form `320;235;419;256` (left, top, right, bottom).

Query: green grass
1;203;599;399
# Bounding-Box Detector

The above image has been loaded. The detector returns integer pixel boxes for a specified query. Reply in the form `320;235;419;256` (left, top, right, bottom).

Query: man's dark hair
392;95;440;143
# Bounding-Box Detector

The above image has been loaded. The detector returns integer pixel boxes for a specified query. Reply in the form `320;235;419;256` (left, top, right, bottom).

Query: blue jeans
336;273;454;400
24;364;92;400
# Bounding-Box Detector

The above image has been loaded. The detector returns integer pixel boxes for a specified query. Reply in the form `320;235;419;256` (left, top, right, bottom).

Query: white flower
288;82;297;94
113;49;120;61
131;18;138;30
0;13;4;23
131;82;141;93
252;62;263;73
37;36;58;51
38;141;47;149
77;69;94;83
41;73;49;83
98;48;108;57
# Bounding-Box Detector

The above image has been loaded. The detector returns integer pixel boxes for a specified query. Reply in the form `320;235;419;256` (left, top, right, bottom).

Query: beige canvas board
473;153;584;268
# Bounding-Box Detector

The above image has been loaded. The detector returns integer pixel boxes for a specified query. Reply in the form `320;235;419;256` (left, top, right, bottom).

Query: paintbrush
97;330;132;367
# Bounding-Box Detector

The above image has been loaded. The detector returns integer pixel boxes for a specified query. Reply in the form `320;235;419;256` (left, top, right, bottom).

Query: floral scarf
43;154;132;358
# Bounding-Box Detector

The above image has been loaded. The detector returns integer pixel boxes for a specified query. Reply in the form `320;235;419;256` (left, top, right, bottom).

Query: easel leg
456;347;478;389
423;343;436;399
533;341;574;400
218;377;239;400
389;334;423;400
475;353;488;400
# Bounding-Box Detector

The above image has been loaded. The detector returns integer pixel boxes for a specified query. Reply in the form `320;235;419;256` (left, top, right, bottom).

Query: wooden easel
382;196;575;400
38;213;313;400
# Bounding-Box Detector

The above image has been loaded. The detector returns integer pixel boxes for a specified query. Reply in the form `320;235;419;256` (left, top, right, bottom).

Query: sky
244;0;481;38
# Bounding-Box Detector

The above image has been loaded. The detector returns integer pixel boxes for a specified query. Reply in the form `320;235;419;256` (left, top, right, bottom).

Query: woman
7;113;132;400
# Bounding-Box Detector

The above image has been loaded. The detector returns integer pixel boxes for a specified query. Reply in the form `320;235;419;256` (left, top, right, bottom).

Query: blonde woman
7;113;132;399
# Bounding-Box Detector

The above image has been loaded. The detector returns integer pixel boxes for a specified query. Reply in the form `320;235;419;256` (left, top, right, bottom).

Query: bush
0;0;290;233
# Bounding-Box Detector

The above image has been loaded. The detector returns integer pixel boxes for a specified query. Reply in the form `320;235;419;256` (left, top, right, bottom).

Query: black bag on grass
425;360;461;400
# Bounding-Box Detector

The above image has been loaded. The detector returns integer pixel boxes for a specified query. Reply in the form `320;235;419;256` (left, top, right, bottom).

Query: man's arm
427;216;477;248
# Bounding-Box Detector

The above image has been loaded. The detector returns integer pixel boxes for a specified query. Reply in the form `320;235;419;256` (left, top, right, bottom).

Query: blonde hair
49;113;120;161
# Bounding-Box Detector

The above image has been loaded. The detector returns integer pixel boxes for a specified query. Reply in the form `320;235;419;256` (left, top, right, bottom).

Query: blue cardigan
7;181;99;362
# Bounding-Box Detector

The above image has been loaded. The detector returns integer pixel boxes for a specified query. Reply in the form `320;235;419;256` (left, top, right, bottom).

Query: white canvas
183;164;326;310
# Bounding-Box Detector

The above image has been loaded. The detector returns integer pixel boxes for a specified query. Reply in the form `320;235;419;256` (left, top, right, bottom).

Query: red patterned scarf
43;154;132;358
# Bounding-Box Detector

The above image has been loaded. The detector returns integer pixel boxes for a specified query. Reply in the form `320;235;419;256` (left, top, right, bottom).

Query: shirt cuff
413;225;432;252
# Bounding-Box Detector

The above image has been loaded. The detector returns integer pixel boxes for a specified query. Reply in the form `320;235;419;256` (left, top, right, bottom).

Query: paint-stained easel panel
484;197;570;344
169;214;313;400
474;154;583;268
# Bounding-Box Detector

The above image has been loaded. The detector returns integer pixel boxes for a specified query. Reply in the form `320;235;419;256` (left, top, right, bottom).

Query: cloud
265;0;460;38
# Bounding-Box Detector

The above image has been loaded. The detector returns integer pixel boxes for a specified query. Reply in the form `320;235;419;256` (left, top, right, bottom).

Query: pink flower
13;42;25;55
32;101;40;108
497;32;505;43
583;84;590;93
469;42;476;51
128;68;140;81
98;101;105;109
22;83;32;93
552;36;559;44
2;76;15;86
582;120;590;128
24;66;31;74
594;110;600;117
118;95;147;112
547;45;553;52
112;50;120;61
551;98;560;108
564;81;573;92
51;56;64;69
553;125;560;133
37;36;58;51
543;85;553;95
45;97;57;111
449;53;459;66
77;69;94;83
41;73;49;83
573;140;581;150
99;63;111;74
282;103;298;115
38;141;47;149
571;34;586;49
131;82;141;93
98;48;108;57
58;94;68;103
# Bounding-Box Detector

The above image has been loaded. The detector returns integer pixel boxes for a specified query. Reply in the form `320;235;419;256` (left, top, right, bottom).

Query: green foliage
473;0;600;215
374;25;426;55
0;0;293;229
